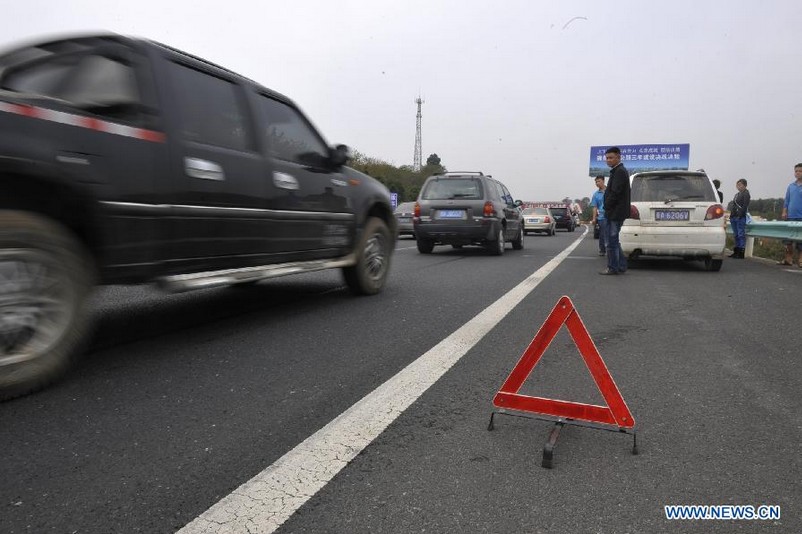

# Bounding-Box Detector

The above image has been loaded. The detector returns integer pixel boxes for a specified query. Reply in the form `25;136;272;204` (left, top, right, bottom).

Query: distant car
551;206;576;232
394;201;416;237
413;172;524;255
621;171;726;271
522;207;556;235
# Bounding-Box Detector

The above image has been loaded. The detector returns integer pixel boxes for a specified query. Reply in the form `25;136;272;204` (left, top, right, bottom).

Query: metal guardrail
744;221;802;240
725;220;802;258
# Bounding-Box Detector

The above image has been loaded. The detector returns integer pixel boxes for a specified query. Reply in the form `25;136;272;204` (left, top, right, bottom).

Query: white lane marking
180;231;588;534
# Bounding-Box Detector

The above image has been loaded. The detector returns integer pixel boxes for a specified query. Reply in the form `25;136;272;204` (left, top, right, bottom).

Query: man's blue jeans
783;217;802;252
606;219;627;273
598;219;608;253
730;217;746;249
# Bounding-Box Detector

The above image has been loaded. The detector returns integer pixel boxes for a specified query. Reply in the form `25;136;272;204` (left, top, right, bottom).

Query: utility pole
413;96;424;171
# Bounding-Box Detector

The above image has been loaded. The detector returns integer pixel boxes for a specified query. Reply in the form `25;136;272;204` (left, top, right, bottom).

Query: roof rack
438;171;484;176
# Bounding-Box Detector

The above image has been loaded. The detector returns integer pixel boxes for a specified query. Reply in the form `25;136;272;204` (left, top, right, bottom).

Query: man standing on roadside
728;179;750;259
600;147;630;275
590;175;607;256
712;179;724;203
778;163;802;267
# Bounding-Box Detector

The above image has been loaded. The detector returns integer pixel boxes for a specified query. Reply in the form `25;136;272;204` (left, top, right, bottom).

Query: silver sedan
522;207;556;236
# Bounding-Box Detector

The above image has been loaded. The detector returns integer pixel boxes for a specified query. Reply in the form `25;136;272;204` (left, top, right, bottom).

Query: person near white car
727;179;750;259
600;147;631;275
590;175;607;256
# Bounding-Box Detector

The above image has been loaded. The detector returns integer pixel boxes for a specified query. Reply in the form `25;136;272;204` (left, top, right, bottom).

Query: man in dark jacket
728;178;750;259
601;146;631;275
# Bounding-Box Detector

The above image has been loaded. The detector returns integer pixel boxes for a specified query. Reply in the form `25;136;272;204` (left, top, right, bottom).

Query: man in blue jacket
590;175;607;256
600;147;631;275
778;163;802;267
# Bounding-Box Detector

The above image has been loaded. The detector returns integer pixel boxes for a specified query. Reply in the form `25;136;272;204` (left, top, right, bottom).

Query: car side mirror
514;200;523;207
329;144;350;168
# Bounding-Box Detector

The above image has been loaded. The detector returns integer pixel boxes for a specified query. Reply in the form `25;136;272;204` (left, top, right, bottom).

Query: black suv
413;172;523;254
0;34;395;399
551;205;576;232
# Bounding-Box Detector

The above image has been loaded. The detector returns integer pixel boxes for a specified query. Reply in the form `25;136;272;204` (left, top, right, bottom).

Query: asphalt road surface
2;228;800;533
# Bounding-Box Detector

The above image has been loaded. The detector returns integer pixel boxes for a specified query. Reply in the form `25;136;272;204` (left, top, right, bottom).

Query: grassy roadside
727;235;789;262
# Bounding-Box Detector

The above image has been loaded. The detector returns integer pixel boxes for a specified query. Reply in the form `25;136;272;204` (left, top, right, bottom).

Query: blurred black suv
0;33;395;399
413;172;523;255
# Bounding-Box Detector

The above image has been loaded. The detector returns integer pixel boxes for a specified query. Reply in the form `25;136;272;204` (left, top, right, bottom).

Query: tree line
349;152;784;220
348;151;445;202
747;198;785;220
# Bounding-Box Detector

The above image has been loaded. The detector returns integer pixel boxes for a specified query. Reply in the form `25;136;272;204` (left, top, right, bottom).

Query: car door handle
273;171;299;190
185;157;225;181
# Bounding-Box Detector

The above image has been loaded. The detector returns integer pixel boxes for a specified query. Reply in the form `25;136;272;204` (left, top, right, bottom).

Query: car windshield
522;207;548;215
421;178;483;200
632;175;716;203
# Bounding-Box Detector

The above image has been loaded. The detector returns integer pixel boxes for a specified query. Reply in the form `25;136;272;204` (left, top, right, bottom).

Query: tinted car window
421;178;483;200
2;53;141;120
257;95;329;167
491;181;505;202
1;57;75;95
170;62;251;151
500;183;514;205
632;174;716;202
58;55;138;106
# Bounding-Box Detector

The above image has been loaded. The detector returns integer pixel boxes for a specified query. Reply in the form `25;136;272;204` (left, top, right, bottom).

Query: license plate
438;210;465;219
655;209;690;221
398;217;411;222
526;218;540;223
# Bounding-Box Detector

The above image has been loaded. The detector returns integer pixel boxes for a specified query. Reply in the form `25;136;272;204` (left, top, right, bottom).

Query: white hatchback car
621;171;726;271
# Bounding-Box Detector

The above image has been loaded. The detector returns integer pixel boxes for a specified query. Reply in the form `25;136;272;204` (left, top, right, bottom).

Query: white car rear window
632;175;716;203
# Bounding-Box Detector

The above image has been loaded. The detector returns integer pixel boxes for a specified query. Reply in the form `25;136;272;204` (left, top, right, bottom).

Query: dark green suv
413;172;524;255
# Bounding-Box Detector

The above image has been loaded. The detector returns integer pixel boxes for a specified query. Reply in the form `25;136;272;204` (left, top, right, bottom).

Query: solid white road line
180;229;588;534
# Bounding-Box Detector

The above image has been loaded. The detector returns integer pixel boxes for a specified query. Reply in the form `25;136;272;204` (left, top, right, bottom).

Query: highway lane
1;230;568;533
1;229;800;533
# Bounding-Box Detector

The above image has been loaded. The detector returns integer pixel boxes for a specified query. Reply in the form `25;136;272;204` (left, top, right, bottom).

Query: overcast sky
2;0;800;202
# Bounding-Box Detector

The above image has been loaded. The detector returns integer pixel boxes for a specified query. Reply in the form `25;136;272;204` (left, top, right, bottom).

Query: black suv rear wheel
343;217;392;295
0;211;94;401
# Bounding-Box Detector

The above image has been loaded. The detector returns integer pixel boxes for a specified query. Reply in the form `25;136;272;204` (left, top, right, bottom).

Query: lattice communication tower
413;96;424;171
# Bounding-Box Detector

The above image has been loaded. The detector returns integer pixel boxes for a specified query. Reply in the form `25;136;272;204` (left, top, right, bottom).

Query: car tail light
544;216;551;223
705;204;724;220
483;201;495;217
414;202;421;217
629;205;640;220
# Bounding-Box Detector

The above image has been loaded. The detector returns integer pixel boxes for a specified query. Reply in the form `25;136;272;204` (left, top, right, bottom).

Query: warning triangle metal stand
488;296;638;468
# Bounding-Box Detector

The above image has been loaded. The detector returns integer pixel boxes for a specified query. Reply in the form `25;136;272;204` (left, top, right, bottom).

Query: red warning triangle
493;296;635;429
